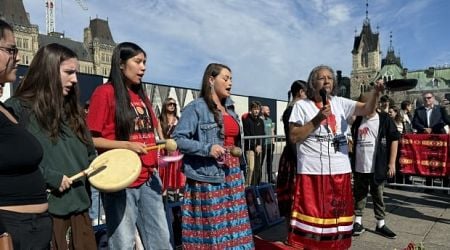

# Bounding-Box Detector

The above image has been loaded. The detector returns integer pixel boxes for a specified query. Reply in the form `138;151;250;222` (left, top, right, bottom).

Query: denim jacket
172;97;246;183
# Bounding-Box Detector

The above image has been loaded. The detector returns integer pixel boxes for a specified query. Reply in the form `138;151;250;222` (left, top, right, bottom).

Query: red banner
399;134;450;176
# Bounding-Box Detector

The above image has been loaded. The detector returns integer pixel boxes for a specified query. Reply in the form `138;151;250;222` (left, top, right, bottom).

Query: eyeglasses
167;103;176;106
424;96;433;100
0;46;18;60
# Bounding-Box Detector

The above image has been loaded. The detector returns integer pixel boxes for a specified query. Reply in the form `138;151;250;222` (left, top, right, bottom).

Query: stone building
350;11;381;100
350;3;450;108
0;0;115;76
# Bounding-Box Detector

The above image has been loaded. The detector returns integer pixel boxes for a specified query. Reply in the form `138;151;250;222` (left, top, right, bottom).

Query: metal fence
243;135;450;192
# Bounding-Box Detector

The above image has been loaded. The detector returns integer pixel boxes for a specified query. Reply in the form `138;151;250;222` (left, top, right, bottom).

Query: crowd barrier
242;135;286;184
243;134;450;191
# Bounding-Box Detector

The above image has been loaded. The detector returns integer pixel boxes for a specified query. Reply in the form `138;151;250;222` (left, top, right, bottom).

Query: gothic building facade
0;0;114;76
350;16;381;100
350;5;450;107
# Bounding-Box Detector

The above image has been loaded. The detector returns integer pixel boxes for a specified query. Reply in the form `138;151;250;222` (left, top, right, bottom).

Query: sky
21;0;450;100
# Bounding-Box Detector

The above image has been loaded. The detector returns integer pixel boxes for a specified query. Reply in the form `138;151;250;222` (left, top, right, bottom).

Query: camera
445;93;450;101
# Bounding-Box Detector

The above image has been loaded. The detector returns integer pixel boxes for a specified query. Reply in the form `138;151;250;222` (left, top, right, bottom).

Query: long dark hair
288;80;307;102
306;65;337;100
199;63;231;125
159;97;179;137
14;43;89;143
108;42;152;140
389;105;403;123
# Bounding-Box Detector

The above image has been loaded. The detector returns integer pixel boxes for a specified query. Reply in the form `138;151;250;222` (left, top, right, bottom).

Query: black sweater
0;102;46;206
242;114;265;152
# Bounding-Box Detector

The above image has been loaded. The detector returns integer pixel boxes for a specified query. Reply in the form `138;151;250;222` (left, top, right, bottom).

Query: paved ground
257;186;450;249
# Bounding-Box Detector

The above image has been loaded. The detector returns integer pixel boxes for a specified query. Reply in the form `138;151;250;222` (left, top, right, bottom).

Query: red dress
158;118;186;191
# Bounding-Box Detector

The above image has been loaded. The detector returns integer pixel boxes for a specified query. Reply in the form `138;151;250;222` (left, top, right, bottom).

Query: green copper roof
407;67;450;90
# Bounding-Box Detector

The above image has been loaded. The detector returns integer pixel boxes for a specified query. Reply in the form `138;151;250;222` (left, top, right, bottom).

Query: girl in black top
275;80;307;218
0;19;52;250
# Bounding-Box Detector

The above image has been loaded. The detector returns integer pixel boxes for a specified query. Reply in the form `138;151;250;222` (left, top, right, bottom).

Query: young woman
275;80;307;219
172;63;254;249
157;97;185;192
0;19;52;250
86;42;170;249
6;43;96;249
388;106;405;134
158;97;179;139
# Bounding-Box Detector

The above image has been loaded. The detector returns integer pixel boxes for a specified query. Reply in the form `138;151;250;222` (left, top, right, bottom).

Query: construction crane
45;0;87;34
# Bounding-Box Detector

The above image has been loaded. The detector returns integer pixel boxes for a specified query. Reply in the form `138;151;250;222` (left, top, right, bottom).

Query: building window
16;37;22;48
23;38;29;49
361;52;368;68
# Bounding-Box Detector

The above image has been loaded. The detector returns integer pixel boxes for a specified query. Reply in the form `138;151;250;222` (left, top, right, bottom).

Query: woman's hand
373;79;385;93
209;144;225;159
125;141;148;154
58;175;73;192
318;104;331;120
387;163;396;179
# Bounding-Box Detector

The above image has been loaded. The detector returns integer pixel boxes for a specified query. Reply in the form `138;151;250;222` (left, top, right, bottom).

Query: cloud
21;0;450;100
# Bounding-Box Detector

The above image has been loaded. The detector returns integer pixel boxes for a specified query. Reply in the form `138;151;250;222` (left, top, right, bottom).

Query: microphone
319;88;327;107
319;88;331;134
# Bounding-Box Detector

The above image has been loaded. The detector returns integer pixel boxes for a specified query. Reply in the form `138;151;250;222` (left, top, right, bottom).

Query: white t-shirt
355;114;380;173
289;96;356;175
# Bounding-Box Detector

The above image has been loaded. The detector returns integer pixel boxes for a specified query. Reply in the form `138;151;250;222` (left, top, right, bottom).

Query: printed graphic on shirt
357;126;375;148
131;100;154;143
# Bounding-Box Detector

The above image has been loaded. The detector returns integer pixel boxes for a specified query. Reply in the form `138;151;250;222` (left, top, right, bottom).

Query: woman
288;65;383;249
86;42;170;249
275;80;307;219
157;97;186;193
158;97;179;139
6;43;96;249
400;100;413;133
388;106;404;134
172;63;254;249
0;19;52;250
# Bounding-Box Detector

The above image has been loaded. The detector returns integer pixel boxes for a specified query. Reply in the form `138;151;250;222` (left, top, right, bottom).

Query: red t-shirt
86;83;158;187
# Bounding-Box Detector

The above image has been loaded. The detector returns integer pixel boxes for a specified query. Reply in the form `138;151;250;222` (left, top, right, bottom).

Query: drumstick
230;147;242;157
144;139;177;152
69;159;108;182
47;159;108;193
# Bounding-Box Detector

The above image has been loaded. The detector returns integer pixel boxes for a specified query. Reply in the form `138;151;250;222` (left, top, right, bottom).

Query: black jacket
412;105;450;134
351;112;400;185
242;114;265;151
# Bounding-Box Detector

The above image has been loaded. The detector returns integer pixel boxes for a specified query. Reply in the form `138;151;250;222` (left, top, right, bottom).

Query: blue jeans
103;171;171;250
89;186;103;222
